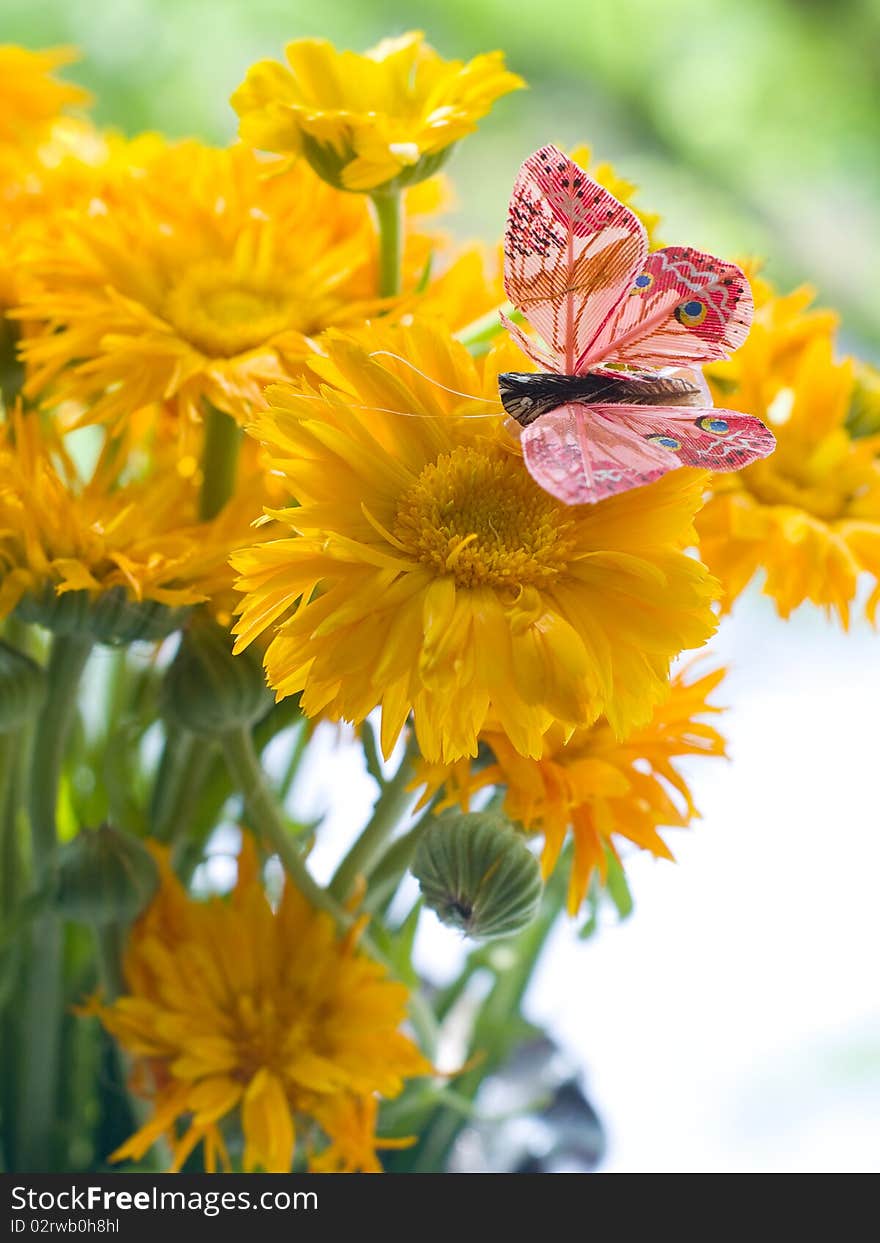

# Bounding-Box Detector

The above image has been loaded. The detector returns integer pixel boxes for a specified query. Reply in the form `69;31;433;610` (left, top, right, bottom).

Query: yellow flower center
163;260;301;358
231;990;315;1082
394;445;574;589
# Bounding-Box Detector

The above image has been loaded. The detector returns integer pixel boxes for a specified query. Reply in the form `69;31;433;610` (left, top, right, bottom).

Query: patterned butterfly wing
607;405;776;470
519;403;775;506
579;246;753;371
504;145;647;373
519;404;676;505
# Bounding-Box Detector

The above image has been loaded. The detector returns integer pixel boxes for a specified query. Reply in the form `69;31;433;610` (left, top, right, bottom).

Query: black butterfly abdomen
497;371;702;427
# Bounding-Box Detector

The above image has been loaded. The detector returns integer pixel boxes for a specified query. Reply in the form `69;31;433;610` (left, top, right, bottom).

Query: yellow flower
410;244;505;331
16;141;388;431
232;321;718;763
0;120;155;317
86;836;429;1173
711;272;839;402
418;665;727;913
698;283;880;626
0;45;90;148
232;31;523;192
16;140;482;435
0;409;266;633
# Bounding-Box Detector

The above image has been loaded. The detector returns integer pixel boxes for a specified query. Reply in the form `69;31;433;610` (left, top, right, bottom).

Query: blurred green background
4;0;878;352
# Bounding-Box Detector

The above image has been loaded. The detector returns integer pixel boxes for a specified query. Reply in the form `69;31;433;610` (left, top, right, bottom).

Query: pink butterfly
500;145;775;504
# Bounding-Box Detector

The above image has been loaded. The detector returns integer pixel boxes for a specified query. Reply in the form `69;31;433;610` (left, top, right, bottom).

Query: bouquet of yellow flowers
0;32;876;1177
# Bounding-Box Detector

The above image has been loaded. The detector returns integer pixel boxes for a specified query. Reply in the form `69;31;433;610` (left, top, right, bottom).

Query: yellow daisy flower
15;141;386;431
0;45;90;148
231;31;524;192
698;284;880;626
86;836;429;1173
16;140;483;434
232;321;718;763
0;120;157;320
410;244;505;330
0;409;267;636
418;665;727;913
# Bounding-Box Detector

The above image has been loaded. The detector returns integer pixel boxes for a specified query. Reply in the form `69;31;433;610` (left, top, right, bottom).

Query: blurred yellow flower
16;142;388;431
0;120;158;318
16;139;488;433
418;665;727;913
86;836;429;1172
699;284;880;626
232;321;718;763
232;31;524;192
0;45;90;148
0;409;267;633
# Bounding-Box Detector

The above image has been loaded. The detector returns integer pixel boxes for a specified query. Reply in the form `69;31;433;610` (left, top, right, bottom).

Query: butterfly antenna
367;350;504;407
281;393;502;421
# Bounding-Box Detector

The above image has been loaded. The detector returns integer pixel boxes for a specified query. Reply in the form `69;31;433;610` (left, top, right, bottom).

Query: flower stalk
329;743;415;903
220;725;346;924
199;402;241;521
372;190;403;298
17;632;92;1171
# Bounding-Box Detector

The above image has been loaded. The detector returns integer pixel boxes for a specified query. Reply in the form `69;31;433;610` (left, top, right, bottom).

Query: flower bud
0;638;46;732
413;810;542;940
16;584;190;645
161;614;271;736
54;824;159;926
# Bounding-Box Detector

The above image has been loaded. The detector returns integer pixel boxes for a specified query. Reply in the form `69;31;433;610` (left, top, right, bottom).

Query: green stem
220;726;345;924
17;632;92;1171
199;403;241;521
0;733;18;922
366;799;440;912
28;634;92;874
278;717;310;803
0;318;24;412
372;190;403;298
412;872;568;1173
329;748;415;903
455;302;524;354
150;729;213;844
94;923;126;1002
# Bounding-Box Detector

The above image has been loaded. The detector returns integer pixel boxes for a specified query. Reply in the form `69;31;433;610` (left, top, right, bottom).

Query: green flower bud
0;638;46;732
15;584;190;645
161;615;271;736
413;810;542;940
54;824;159;926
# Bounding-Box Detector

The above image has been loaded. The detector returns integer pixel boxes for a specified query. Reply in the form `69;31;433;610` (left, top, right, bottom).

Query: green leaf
604;850;634;922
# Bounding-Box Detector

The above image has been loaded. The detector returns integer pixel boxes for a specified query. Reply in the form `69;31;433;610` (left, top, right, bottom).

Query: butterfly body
502;145;776;504
498;369;702;427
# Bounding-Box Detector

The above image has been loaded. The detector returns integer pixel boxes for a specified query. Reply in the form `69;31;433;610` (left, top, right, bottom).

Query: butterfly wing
579;246;753;371
520;403;775;506
520;404;675;505
504;146;647;373
608;404;776;470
